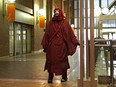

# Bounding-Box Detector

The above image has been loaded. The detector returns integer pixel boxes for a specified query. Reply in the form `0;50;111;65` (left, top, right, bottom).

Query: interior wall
16;0;33;9
0;13;9;56
33;0;46;51
0;0;9;56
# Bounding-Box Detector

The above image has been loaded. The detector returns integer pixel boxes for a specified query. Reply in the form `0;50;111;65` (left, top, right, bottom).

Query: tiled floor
0;48;80;87
0;47;114;87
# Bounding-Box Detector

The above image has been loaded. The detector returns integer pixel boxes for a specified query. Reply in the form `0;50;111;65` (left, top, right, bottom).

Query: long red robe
41;19;79;75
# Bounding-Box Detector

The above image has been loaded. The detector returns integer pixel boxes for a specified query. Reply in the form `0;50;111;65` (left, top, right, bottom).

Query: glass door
22;25;32;54
9;23;14;56
9;23;32;56
26;27;32;53
22;29;27;54
15;24;22;56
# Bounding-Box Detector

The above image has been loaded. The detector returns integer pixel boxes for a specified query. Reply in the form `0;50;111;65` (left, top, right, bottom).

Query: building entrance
9;23;33;56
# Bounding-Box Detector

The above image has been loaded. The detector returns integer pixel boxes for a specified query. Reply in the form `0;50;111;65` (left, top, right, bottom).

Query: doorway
9;23;33;56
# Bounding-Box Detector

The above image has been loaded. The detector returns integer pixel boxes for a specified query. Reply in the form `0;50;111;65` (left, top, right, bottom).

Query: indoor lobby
0;47;111;87
0;0;116;87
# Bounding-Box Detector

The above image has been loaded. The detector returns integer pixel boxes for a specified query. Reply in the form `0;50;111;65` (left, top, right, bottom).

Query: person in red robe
41;7;80;83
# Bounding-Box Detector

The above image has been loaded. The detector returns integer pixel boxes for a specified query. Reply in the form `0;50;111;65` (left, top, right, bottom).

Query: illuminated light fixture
39;9;45;16
101;7;109;15
8;0;16;3
95;7;109;16
95;7;101;16
39;9;45;29
3;0;16;22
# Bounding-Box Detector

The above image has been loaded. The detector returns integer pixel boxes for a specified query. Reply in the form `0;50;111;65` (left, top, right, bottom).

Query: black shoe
48;79;53;83
48;73;53;83
61;78;67;82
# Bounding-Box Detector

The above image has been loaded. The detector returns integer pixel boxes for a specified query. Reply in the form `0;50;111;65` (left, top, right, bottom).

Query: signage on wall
39;15;45;28
7;4;15;22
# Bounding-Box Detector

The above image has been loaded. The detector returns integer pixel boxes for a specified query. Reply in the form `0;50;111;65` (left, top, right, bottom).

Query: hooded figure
41;7;80;83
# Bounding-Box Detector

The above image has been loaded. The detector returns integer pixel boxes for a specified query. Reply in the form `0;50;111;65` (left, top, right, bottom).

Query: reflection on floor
0;47;80;87
0;47;114;87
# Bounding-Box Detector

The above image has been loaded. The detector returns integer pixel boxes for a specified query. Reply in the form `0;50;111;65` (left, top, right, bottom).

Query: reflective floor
0;47;113;87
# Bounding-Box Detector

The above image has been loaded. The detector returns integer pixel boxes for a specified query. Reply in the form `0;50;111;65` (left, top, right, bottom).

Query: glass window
88;17;90;27
109;33;113;39
74;0;77;9
94;7;101;17
74;10;77;18
108;0;114;6
94;17;97;27
94;0;99;8
102;0;108;8
78;0;80;9
9;23;14;56
103;20;116;27
115;20;116;27
113;33;116;39
74;18;78;28
78;9;80;17
88;0;90;8
84;18;86;27
88;8;90;17
103;20;109;27
109;20;115;27
87;29;97;40
15;23;22;55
